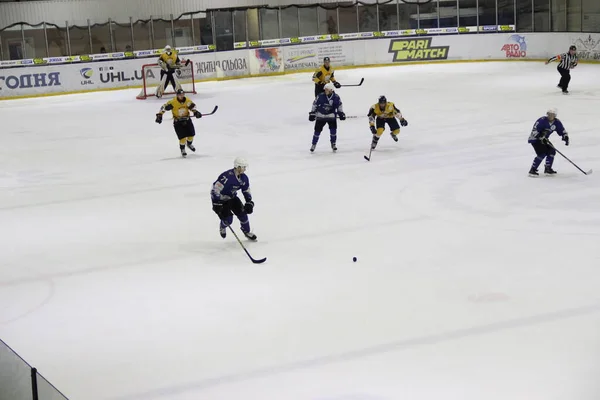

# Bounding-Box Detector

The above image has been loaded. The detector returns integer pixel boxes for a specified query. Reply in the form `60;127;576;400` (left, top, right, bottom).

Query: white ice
1;62;600;400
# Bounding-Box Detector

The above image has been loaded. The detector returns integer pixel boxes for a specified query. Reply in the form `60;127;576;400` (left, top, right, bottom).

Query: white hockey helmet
547;108;558;117
324;83;335;92
234;157;249;170
164;45;172;53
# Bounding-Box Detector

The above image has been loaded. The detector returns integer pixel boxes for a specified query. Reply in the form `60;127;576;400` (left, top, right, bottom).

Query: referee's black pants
557;66;570;91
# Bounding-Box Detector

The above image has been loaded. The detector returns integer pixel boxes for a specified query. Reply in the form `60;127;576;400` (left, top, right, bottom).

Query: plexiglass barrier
0;0;598;65
0;339;68;400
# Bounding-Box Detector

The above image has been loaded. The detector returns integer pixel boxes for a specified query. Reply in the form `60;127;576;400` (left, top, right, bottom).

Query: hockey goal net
136;62;197;100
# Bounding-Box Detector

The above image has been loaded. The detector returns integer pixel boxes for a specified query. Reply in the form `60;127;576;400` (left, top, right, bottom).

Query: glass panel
194;13;213;46
582;0;600;32
418;1;438;29
299;7;318;36
551;0;566;30
89;23;111;53
280;6;299;38
436;0;457;28
68;25;91;56
259;8;279;40
338;3;358;33
234;10;247;43
22;26;47;58
499;0;516;25
0;339;33;400
36;371;69;400
516;0;533;31
111;21;132;52
2;28;25;60
534;0;550;31
213;11;234;51
132;21;151;51
247;9;260;41
46;25;67;56
478;0;497;26
379;2;398;31
318;6;338;34
400;2;419;29
459;0;478;27
152;17;172;48
359;4;378;32
172;18;193;47
567;0;582;31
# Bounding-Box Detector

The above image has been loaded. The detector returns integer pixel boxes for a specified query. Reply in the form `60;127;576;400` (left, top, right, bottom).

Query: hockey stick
364;145;373;161
342;78;364;87
547;142;592;175
202;105;219;116
228;226;267;264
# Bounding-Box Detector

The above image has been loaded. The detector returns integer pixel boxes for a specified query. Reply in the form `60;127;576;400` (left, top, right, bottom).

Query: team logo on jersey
388;38;449;62
501;35;527;58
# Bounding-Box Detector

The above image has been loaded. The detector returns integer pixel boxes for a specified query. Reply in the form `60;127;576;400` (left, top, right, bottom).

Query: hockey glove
562;134;569;146
194;110;202;119
333;81;341;89
370;125;377;134
540;137;549;145
400;118;408;127
309;112;316;122
244;200;254;214
338;112;346;121
155;113;163;124
212;202;224;217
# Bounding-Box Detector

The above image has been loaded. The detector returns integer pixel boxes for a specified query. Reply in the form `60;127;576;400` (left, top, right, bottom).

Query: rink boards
0;32;599;99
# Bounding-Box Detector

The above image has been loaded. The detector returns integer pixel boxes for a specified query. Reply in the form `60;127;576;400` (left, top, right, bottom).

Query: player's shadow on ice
159;154;206;161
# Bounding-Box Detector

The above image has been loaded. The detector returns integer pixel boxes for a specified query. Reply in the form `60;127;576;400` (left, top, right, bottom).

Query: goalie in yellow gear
155;89;202;157
156;45;189;98
368;96;408;150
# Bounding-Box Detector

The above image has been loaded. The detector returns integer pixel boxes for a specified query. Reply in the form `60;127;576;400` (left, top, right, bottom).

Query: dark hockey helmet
323;56;330;63
176;89;185;95
569;45;577;51
378;95;387;105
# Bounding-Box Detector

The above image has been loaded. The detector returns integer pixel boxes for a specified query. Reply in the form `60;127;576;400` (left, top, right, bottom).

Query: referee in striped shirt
545;45;578;94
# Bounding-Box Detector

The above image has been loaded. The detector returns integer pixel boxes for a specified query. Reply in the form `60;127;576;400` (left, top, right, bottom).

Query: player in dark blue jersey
528;108;569;176
211;157;257;240
309;83;345;153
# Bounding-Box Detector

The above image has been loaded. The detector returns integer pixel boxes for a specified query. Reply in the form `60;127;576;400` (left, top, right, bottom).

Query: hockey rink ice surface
2;62;600;400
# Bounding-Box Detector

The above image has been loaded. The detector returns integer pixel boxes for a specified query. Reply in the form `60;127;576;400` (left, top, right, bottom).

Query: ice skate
331;143;337;152
180;149;187;158
243;231;257;241
220;227;226;238
310;144;316;152
544;166;557;175
187;142;196;152
528;167;539;177
390;133;398;142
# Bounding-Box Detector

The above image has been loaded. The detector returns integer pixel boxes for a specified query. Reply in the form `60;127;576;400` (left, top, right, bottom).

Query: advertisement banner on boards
500;34;528;58
251;47;284;74
570;34;600;61
190;51;250;80
388;37;451;62
284;42;352;71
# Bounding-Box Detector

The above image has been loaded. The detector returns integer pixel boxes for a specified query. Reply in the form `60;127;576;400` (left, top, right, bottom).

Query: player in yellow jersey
368;96;408;150
312;57;341;97
155;89;202;157
156;45;189;98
